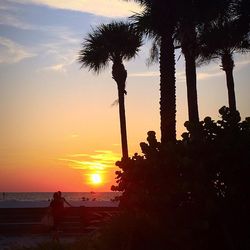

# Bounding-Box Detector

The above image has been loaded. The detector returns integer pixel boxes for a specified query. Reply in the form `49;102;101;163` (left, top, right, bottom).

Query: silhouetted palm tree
130;0;228;141
176;0;228;125
79;22;142;159
198;7;250;111
131;1;178;144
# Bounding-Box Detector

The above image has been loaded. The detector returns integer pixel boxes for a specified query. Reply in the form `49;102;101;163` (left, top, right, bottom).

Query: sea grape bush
112;107;250;250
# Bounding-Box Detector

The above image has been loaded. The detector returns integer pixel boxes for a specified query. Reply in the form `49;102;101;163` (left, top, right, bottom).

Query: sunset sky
1;0;249;192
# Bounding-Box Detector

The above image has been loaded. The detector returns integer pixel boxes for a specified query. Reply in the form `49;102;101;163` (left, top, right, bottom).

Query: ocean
0;192;120;208
1;192;118;202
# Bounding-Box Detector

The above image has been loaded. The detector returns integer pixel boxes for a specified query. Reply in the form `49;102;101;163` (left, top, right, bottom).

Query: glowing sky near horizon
0;0;249;192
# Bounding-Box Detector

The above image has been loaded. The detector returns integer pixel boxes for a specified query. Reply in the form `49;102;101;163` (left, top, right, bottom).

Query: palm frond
146;39;160;66
197;11;250;64
79;21;143;73
79;27;110;73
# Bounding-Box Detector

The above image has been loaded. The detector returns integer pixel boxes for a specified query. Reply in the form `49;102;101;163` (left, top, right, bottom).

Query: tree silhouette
113;107;250;249
198;1;250;111
79;22;142;159
131;0;178;144
130;0;228;140
176;0;228;126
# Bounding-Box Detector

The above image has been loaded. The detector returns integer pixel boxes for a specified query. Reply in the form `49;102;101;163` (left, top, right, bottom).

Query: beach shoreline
0;235;77;249
0;200;119;208
0;206;119;249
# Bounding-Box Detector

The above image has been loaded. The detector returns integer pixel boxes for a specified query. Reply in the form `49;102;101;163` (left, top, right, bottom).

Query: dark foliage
112;107;250;250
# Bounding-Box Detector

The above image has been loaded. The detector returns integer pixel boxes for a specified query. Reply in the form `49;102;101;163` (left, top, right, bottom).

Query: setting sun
90;173;102;185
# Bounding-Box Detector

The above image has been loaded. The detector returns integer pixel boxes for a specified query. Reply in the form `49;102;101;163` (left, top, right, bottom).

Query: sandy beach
0;204;119;249
0;200;119;208
0;235;77;249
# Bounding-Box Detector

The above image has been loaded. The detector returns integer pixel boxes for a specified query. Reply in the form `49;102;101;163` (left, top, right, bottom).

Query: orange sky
0;1;250;192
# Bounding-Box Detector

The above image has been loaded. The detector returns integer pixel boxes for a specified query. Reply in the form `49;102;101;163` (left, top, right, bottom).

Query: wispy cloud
0;21;79;71
66;153;89;158
0;12;35;30
0;37;36;64
0;1;18;11
196;56;250;81
59;150;121;185
0;4;81;70
59;150;120;173
38;49;77;73
128;54;250;83
33;26;81;73
197;71;223;80
128;70;186;83
176;71;186;83
41;63;67;73
127;68;222;83
129;71;159;77
235;56;250;68
9;0;142;17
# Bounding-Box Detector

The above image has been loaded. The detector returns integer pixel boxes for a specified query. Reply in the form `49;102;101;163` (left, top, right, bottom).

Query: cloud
0;12;79;71
175;71;186;83
127;68;223;83
66;153;89;158
9;0;142;17
128;54;250;83
196;54;250;80
35;27;81;73
128;70;186;83
59;150;120;174
71;134;80;139
41;63;67;72
0;37;36;64
235;55;250;68
0;1;18;11
197;71;223;80
129;71;160;77
0;12;35;30
38;48;77;73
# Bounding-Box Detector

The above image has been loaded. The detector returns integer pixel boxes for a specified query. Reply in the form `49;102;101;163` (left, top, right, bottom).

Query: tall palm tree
198;6;250;111
130;0;228;142
176;0;229;126
79;22;142;159
131;0;178;144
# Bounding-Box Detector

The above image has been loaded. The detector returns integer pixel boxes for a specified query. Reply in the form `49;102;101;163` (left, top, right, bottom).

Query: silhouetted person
49;191;73;241
2;192;5;200
49;192;62;241
58;191;72;208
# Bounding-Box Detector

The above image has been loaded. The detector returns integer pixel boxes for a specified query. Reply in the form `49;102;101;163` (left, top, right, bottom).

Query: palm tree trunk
160;31;176;144
185;52;199;124
221;52;236;111
118;87;129;159
225;69;236;111
112;60;129;159
181;22;199;125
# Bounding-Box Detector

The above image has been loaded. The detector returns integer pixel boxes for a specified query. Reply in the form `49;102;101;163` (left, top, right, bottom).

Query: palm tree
79;22;142;159
198;5;250;111
130;0;229;142
176;0;229;126
131;0;178;144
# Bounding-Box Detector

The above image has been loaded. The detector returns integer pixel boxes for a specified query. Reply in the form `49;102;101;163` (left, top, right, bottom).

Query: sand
0;235;76;249
0;200;119;208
